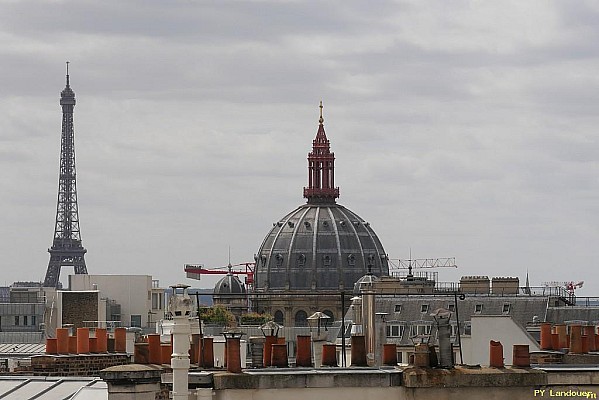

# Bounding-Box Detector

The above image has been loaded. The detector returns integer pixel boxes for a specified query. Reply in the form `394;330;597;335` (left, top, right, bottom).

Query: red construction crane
184;262;255;288
543;280;584;295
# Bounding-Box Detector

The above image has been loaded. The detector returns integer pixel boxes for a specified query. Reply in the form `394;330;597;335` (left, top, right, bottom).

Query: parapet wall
101;364;599;400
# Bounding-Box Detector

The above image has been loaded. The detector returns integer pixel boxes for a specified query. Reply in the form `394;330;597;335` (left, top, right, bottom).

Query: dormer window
464;322;472;335
347;254;356;267
386;323;405;338
297;253;306;268
409;323;432;337
275;254;284;267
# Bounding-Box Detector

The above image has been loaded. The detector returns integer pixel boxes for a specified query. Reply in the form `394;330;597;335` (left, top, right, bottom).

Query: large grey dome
254;203;389;292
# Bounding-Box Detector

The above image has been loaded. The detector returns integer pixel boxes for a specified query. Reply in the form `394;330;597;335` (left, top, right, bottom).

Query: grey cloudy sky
1;0;598;294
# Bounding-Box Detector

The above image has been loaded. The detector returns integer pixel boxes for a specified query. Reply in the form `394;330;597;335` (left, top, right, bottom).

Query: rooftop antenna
65;61;70;87
227;246;232;274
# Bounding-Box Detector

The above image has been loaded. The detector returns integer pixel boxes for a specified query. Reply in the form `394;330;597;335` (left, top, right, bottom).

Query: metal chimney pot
431;308;453;368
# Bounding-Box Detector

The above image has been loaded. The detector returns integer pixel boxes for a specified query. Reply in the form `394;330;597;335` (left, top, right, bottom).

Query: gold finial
319;101;324;125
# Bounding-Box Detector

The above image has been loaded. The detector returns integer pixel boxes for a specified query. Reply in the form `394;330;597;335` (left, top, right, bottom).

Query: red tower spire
303;101;340;204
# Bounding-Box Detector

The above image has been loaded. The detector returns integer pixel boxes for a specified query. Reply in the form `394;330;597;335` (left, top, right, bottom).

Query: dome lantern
303;102;340;204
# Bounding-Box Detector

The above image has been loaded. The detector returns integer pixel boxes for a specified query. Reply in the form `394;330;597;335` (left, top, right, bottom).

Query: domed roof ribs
336;207;367;273
303;101;340;204
263;206;302;290
285;206;310;289
326;207;344;289
362;222;386;272
311;207;320;289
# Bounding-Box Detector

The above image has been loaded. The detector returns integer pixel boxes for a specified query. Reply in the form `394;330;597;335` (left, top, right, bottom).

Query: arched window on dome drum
295;310;308;327
274;310;284;325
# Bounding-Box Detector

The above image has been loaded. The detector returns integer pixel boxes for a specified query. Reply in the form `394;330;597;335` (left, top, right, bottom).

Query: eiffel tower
43;63;88;288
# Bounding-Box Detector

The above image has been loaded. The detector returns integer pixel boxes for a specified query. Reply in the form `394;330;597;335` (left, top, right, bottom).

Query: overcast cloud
1;0;598;294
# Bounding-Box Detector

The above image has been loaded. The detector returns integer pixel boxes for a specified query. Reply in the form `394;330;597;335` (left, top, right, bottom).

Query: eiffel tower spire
43;63;88;288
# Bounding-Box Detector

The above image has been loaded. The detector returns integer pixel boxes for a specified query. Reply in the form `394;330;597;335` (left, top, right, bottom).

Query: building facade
67;274;165;330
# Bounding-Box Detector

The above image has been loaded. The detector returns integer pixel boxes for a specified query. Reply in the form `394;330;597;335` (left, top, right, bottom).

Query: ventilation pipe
321;344;338;367
539;323;552;350
260;320;281;368
350;335;367;366
96;328;108;353
570;324;583;354
375;312;388;366
555;324;567;349
382;343;398;366
431;308;453;368
361;289;376;366
198;337;214;368
263;336;276;367
350;296;363;335
296;335;312;367
489;340;504;368
134;342;150;364
148;334;161;364
169;284;193;400
190;333;200;364
358;267;378;367
77;328;90;354
68;335;77;354
583;326;596;351
56;328;69;354
270;343;288;368
46;338;58;354
114;327;127;353
223;329;244;373
89;336;98;353
307;313;330;368
512;344;530;367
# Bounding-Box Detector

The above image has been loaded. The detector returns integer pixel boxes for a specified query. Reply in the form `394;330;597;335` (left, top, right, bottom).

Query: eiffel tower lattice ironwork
43;63;88;288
